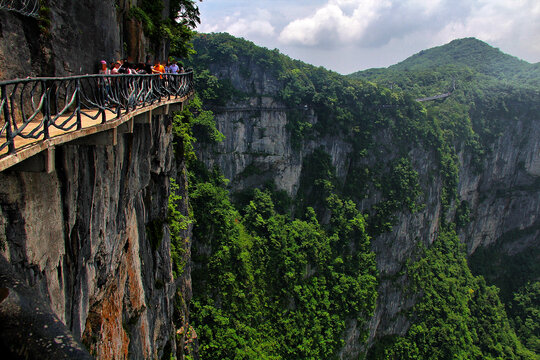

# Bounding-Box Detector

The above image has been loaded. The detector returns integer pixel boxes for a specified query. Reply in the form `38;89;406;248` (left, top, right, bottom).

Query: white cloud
199;9;276;39
277;0;475;48
278;0;392;46
278;0;540;56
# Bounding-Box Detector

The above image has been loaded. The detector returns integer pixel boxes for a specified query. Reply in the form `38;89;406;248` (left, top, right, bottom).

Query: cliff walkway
415;79;456;102
415;91;452;102
0;72;194;172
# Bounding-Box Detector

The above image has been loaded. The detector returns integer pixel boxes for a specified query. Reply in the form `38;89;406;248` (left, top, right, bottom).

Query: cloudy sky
195;0;540;74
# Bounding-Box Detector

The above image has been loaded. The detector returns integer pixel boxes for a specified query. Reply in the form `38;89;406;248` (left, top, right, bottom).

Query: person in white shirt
169;60;179;74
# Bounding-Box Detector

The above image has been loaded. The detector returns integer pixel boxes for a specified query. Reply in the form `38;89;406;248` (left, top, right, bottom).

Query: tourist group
98;57;184;75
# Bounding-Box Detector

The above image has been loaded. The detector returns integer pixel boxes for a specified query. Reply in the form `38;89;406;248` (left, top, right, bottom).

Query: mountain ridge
349;37;540;86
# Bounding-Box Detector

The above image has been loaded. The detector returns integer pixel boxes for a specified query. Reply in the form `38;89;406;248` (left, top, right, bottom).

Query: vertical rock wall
0;0;169;80
195;59;540;357
0;114;178;359
458;114;540;254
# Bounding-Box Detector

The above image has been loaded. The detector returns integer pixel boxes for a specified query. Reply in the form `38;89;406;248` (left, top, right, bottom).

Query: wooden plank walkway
0;94;190;172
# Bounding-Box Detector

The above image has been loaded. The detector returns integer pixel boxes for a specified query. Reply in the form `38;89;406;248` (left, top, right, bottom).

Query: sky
195;0;540;74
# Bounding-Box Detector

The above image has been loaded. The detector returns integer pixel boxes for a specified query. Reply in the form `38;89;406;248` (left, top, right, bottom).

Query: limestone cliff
0;113;181;358
0;0;169;80
458;106;540;297
194;51;539;357
0;2;195;357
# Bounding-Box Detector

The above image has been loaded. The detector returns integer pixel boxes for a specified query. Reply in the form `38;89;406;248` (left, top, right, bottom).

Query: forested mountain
351;38;540;87
350;37;540;302
173;33;539;359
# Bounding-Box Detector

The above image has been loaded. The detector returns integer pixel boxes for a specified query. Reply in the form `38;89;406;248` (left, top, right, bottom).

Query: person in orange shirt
152;60;165;78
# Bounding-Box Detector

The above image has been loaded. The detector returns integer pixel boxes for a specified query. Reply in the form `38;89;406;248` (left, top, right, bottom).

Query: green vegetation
187;176;378;359
509;282;540;354
368;157;424;234
170;34;540;358
38;1;52;37
188;33;461;234
128;0;201;58
375;38;540;88
373;229;536;360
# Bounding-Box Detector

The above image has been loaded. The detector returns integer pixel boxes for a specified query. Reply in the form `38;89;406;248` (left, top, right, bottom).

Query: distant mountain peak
389;37;529;76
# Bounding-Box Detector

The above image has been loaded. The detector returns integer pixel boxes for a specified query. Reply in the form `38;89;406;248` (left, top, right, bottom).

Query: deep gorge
0;2;539;360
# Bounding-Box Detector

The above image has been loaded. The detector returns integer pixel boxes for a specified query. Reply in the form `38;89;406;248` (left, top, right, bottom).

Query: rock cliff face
198;102;442;358
458;109;540;298
196;61;539;356
0;2;194;358
0;0;170;80
0;115;177;358
458;113;540;253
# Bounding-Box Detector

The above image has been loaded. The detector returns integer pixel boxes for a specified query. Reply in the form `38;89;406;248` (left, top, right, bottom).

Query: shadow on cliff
0;254;92;359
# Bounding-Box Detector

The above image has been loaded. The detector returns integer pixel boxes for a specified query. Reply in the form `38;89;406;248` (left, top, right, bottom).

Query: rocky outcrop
457;109;540;301
0;255;93;359
458;115;540;254
198;96;303;195
0;114;177;359
171;154;195;359
0;2;193;358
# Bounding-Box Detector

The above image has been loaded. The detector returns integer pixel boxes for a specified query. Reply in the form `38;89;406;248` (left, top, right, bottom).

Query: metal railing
0;0;39;17
0;71;194;155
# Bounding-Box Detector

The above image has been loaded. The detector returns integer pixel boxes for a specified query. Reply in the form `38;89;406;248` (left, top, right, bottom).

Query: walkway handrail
0;0;39;17
0;71;194;155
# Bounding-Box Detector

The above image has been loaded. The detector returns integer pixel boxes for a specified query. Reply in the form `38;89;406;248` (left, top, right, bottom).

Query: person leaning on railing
152;60;165;75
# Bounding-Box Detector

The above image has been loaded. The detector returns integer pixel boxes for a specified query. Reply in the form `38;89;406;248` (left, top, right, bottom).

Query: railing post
167;74;171;101
125;76;131;115
174;74;178;99
42;80;50;140
100;76;107;124
2;84;15;154
76;78;82;130
158;75;163;103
